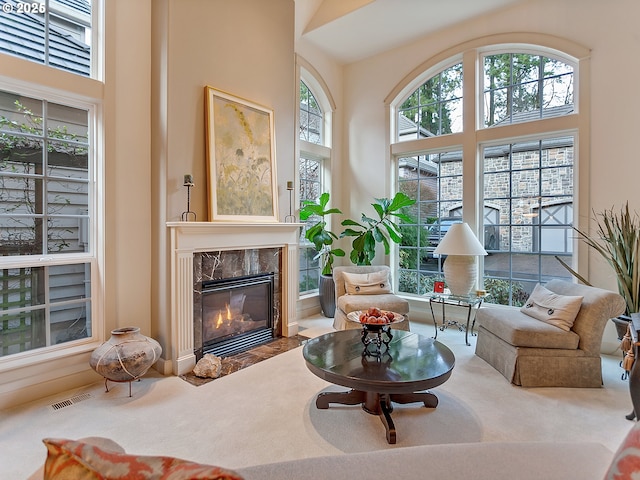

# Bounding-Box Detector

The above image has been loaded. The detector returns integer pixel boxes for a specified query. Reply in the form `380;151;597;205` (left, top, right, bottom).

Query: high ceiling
296;0;525;64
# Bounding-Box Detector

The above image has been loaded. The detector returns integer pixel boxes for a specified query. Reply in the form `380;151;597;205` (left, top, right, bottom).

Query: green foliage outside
398;270;438;296
483;278;529;307
399;63;462;136
484;53;572;126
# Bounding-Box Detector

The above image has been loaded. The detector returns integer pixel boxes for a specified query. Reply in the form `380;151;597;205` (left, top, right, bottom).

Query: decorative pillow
42;438;244;480
604;421;640;479
342;270;392;295
520;283;583;331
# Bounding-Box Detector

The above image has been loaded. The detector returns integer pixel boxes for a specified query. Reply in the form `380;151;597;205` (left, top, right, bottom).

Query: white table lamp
433;222;487;296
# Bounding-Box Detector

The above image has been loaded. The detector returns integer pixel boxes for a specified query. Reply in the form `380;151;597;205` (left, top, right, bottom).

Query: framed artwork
205;86;278;222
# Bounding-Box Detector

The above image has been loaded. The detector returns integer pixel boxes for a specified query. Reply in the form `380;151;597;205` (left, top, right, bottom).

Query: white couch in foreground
239;441;613;480
32;427;639;480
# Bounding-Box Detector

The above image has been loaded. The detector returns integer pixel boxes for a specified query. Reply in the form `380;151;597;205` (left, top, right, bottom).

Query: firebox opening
199;273;275;358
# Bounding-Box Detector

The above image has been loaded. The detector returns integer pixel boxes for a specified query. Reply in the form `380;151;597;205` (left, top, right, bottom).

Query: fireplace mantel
167;221;303;375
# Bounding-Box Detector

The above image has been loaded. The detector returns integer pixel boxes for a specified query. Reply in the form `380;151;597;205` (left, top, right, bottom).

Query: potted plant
557;202;640;338
340;192;416;265
299;192;345;317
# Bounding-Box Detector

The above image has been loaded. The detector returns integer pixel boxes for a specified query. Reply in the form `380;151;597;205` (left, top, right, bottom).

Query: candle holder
181;175;196;221
284;180;295;223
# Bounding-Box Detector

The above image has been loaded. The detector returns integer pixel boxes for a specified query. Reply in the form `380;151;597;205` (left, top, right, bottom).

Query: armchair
332;265;410;331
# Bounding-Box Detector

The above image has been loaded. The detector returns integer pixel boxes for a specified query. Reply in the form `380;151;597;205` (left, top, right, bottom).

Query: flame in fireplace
215;304;235;328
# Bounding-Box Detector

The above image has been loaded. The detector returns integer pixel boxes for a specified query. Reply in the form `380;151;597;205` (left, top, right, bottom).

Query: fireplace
198;273;275;358
167;221;301;376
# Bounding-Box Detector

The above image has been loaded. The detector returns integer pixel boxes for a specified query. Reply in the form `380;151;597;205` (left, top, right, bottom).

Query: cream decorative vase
90;327;162;389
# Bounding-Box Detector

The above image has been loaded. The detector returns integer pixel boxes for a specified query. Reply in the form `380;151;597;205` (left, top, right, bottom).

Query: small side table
427;293;485;346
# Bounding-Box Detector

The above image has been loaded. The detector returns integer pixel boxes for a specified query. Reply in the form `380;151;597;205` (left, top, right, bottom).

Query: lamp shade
433;222;487;256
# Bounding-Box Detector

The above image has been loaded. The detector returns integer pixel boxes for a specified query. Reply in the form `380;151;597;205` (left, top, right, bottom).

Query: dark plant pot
612;315;632;341
318;274;336;318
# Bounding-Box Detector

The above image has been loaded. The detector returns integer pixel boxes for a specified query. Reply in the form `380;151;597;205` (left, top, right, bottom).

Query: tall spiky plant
565;203;640;315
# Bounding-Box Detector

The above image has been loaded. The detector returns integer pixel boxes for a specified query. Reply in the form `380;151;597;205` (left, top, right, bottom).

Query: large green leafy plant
340;192;416;265
559;203;640;315
299;192;345;275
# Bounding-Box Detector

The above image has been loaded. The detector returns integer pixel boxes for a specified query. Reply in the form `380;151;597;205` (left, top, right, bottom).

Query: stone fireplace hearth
167;222;302;375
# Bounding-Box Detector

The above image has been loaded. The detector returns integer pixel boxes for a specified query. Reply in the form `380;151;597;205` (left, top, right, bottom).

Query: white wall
151;0;296;369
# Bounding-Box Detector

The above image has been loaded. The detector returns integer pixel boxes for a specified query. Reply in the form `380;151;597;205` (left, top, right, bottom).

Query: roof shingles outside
0;0;90;76
57;0;90;16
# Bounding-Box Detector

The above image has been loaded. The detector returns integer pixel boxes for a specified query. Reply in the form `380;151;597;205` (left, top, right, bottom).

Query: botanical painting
205;86;278;222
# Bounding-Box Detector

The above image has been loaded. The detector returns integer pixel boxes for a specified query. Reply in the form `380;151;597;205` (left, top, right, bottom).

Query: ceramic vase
90;327;162;382
319;274;336;318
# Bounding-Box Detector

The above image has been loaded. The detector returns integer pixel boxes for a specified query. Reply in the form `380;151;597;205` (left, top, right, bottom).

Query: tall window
0;0;99;359
393;41;583;305
398;150;462;294
298;78;331;295
482;138;574;305
298;155;321;293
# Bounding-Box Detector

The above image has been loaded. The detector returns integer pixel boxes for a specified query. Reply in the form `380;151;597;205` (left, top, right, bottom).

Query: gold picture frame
205;86;278;222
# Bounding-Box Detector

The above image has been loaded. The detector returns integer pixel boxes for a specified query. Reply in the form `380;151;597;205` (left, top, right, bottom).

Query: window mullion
462;49;478;230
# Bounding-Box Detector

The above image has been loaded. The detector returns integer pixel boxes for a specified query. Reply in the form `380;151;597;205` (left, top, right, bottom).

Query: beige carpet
0;318;635;479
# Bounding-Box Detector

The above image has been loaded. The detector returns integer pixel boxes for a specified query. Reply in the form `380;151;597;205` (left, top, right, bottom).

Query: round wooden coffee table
303;329;455;444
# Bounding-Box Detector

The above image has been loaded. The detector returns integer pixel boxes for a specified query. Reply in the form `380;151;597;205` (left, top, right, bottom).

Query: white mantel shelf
167;221;304;375
167;221;303;251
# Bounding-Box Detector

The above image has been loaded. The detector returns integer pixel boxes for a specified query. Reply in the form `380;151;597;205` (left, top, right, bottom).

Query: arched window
298;65;334;295
391;37;587;305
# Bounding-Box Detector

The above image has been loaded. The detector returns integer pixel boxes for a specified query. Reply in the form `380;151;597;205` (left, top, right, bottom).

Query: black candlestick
285;181;295;223
181;177;196;221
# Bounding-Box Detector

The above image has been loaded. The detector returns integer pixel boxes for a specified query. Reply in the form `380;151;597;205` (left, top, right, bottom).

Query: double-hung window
0;0;101;359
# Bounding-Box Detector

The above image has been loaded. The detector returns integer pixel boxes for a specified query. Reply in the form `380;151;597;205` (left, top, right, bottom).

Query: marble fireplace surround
168;222;302;375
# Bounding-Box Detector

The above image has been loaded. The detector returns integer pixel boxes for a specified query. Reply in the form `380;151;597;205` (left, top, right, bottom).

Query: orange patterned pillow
604;422;640;479
43;438;244;480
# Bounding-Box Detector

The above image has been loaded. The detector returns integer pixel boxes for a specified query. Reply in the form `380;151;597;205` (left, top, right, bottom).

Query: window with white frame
393;43;582;305
298;78;332;295
0;0;99;358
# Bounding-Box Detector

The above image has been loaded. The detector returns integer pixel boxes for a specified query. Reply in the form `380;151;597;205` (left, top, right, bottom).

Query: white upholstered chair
332;265;410;331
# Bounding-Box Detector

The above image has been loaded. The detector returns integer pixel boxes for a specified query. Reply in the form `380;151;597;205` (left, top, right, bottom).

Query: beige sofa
239;441;614;480
31;436;617;480
475;279;626;387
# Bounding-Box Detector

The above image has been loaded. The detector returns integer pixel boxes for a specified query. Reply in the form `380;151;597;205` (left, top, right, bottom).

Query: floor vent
49;393;92;412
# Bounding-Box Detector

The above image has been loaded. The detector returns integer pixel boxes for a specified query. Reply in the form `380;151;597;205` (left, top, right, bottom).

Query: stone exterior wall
399;144;574;252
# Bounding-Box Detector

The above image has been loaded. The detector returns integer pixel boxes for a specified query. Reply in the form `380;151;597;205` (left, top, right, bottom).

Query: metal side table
427;293;486;346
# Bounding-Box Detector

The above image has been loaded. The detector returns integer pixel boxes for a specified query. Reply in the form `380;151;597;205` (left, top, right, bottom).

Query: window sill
0;339;102;373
